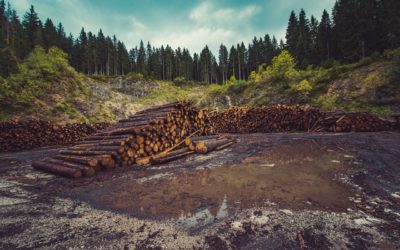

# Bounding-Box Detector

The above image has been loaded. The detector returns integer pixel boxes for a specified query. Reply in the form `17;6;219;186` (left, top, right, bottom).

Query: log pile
311;111;393;132
32;102;235;178
0;119;108;152
209;104;395;133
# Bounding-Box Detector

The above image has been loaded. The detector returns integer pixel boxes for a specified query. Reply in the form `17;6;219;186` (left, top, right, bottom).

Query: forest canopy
0;0;399;83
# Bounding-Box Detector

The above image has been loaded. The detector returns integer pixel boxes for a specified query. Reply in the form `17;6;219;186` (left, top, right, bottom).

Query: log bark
32;160;82;178
151;151;194;165
43;157;96;176
54;155;98;167
195;138;233;154
59;150;115;156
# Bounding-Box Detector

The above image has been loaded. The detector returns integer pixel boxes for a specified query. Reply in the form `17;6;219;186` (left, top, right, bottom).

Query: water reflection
69;140;355;228
177;195;228;228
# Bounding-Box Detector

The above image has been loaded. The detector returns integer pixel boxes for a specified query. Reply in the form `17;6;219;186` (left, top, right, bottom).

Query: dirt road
1;132;400;249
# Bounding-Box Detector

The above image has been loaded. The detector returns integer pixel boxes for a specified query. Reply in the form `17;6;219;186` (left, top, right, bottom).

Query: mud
1;132;400;249
65;140;354;227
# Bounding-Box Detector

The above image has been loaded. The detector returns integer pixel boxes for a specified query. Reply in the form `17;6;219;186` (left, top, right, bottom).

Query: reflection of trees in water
177;195;228;228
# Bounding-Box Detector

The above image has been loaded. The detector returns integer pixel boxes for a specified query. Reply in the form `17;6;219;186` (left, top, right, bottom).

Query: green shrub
209;83;230;96
227;75;237;84
127;72;144;80
290;79;313;96
173;76;187;85
269;50;297;81
314;95;338;110
383;48;400;61
1;46;84;107
228;81;249;95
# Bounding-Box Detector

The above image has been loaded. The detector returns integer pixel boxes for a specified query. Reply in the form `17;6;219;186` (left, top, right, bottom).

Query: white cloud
189;2;261;28
152;27;234;53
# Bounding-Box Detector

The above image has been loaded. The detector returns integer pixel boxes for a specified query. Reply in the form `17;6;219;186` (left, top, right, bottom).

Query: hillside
0;47;399;123
203;49;400;116
0;47;205;123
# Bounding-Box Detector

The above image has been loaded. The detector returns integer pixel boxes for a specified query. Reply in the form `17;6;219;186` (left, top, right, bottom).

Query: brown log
59;150;115;156
83;146;121;152
215;141;235;151
195;138;233;154
85;135;129;141
97;125;149;136
136;156;151;166
43;157;96;176
151;151;194;165
32;160;82;178
54;155;98;167
185;135;221;146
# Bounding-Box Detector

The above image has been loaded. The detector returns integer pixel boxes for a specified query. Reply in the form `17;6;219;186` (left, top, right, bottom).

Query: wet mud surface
1;132;400;249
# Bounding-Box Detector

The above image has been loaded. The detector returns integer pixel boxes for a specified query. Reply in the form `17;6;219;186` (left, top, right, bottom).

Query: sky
11;0;336;54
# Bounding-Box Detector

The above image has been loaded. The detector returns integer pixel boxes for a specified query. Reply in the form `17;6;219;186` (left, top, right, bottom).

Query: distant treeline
0;0;399;82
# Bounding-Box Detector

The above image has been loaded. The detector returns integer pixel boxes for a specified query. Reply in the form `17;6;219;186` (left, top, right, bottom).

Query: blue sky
12;0;336;54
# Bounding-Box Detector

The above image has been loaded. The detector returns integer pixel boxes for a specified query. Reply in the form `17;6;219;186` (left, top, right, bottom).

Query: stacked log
209;104;322;133
209;104;395;133
312;111;393;132
0;119;108;153
32;101;222;178
151;135;235;165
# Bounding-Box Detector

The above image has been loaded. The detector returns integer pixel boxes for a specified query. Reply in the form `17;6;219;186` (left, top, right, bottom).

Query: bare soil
1;132;400;249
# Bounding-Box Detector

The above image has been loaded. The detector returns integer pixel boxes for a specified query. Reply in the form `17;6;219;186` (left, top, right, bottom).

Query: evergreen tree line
286;0;400;67
0;0;399;81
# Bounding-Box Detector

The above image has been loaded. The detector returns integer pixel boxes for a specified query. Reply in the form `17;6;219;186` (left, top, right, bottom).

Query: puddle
64;140;355;228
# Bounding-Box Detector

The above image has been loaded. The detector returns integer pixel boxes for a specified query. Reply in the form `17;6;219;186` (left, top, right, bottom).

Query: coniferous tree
192;52;199;81
56;23;66;50
128;47;136;73
199;45;212;83
247;37;257;72
136;40;146;75
0;0;7;47
112;35;118;75
272;36;280;56
359;0;385;56
333;0;380;62
316;10;333;63
285;11;299;57
2;1;399;80
22;5;41;53
263;34;274;65
228;46;237;79
218;44;228;83
78;28;87;73
96;29;106;74
117;41;129;75
9;10;25;58
383;0;400;48
43;18;57;50
105;36;113;75
296;9;311;67
309;15;319;64
0;46;17;77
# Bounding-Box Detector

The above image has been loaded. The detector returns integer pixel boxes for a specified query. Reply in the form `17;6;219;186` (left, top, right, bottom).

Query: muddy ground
1;132;400;249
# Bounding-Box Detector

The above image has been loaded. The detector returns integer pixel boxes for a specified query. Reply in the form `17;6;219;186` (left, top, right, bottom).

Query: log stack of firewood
32;102;234;178
0;119;108;152
209;104;395;133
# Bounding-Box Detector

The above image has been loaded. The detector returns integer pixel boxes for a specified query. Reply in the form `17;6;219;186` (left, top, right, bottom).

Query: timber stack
0;119;108;153
32;102;235;178
209;104;395;133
